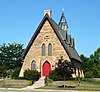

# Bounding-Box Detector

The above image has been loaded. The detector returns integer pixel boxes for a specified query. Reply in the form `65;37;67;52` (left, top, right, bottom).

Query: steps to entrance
21;77;46;90
32;76;46;88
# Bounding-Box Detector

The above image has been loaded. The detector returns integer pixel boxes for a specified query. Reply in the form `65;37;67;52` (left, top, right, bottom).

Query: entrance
42;61;51;76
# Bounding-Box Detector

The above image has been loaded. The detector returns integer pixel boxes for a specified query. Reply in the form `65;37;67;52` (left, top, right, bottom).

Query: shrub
49;70;63;81
24;69;40;82
85;71;93;78
28;80;33;86
45;77;53;85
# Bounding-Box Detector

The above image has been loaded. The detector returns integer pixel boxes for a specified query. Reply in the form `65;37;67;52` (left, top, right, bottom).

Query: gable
24;19;70;61
23;14;81;62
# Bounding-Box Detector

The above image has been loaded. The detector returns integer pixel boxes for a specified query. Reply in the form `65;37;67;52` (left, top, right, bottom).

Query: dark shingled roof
23;14;82;63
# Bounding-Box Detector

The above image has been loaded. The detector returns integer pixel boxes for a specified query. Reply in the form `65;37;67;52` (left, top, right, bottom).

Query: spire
58;12;68;30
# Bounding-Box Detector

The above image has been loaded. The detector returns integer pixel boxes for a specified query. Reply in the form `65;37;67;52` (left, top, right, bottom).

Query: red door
42;61;51;76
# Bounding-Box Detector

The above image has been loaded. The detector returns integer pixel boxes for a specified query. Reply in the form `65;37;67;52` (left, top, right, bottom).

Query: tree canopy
49;56;75;80
56;56;75;78
80;47;100;78
0;43;24;77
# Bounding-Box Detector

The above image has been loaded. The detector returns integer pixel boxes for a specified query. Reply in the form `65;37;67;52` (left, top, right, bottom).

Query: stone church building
19;10;84;78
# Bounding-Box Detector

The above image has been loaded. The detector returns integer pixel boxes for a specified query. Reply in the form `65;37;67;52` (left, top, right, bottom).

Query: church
19;10;84;78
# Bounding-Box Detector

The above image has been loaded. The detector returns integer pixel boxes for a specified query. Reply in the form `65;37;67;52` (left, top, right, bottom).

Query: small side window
42;43;45;56
31;60;36;70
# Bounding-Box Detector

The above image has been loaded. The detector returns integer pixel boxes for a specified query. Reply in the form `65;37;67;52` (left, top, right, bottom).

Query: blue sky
0;0;100;57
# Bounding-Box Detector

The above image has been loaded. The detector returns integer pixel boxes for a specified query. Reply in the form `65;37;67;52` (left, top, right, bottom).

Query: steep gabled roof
23;14;81;62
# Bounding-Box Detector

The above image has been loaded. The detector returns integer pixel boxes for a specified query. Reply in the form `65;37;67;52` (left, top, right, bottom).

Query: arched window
31;61;36;70
48;43;52;56
42;43;45;56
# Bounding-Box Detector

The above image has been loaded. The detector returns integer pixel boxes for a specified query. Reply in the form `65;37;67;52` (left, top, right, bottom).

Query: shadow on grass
58;85;76;88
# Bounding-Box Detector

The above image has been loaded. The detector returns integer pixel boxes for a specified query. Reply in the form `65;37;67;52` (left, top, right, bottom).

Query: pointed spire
58;12;68;30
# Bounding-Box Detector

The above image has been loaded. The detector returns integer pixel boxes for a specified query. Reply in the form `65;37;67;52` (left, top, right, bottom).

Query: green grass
39;78;100;91
0;79;29;88
39;86;100;91
82;78;100;84
1;78;100;91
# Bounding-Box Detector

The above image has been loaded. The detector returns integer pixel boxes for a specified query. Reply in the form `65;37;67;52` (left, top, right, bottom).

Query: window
31;61;36;70
42;43;45;56
48;43;52;56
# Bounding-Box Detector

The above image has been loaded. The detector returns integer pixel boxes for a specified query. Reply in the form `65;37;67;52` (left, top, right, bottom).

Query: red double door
42;61;51;76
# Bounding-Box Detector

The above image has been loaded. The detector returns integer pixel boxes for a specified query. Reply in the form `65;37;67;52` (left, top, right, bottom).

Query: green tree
12;67;21;78
0;43;24;70
80;54;89;73
0;43;24;77
56;58;75;79
91;47;100;77
49;56;75;82
81;47;100;78
0;66;7;77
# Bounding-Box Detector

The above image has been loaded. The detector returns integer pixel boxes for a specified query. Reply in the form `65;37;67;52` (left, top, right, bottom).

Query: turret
58;12;68;41
58;12;68;31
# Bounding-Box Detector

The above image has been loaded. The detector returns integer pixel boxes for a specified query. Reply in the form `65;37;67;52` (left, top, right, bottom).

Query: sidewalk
34;89;100;92
0;88;100;92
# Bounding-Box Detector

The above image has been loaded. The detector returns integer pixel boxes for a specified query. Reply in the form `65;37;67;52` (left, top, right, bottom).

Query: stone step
33;76;45;88
21;76;46;89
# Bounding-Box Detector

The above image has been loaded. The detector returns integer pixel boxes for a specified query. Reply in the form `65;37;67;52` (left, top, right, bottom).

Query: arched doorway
42;61;51;76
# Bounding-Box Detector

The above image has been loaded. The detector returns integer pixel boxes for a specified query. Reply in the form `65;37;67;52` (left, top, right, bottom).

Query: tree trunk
64;76;65;88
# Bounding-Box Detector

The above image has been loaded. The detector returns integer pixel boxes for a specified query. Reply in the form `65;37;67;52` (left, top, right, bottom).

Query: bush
45;77;53;85
24;69;40;82
49;70;63;81
28;80;33;86
85;71;93;78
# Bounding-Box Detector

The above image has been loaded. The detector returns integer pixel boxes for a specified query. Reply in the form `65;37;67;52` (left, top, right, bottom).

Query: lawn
0;78;29;88
1;78;100;91
39;78;100;91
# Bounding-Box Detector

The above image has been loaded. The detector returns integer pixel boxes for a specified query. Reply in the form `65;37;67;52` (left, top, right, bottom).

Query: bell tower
58;12;75;48
58;12;68;31
58;12;68;42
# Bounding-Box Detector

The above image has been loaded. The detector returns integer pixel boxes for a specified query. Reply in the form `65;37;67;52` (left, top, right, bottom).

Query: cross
62;8;64;12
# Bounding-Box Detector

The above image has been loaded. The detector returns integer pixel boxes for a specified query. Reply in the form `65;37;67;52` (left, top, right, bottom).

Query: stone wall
19;20;70;77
